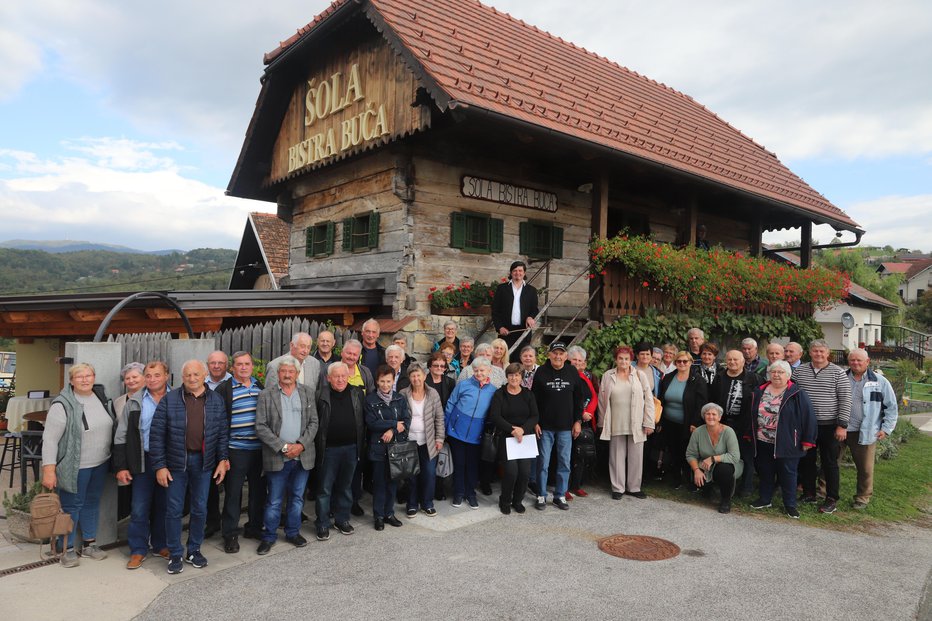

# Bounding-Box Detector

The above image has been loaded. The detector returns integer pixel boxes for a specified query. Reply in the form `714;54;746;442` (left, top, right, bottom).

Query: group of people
40;261;899;573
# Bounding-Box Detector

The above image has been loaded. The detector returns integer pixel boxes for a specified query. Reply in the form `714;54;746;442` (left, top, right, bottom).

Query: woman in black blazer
657;351;708;488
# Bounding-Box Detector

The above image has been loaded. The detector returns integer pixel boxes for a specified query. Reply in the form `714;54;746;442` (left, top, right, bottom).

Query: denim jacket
847;369;898;445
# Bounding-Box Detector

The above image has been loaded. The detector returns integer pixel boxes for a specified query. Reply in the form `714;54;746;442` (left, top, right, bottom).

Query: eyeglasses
675;360;691;364
430;363;446;369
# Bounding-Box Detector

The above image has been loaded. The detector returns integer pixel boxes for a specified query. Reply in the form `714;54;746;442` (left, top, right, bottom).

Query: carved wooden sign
461;175;558;212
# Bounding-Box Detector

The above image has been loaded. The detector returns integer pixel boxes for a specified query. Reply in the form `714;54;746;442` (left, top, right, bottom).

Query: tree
905;293;932;333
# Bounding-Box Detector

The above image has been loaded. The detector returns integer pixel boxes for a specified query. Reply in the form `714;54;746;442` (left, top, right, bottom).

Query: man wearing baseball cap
492;261;540;362
531;341;584;510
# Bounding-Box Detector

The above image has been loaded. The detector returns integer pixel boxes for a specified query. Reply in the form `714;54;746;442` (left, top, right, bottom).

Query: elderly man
392;332;417;370
845;349;898;509
785;342;804;368
150;360;229;575
793;339;851;514
206;351;232;390
255;356;319;554
314;330;337;367
314;362;366;540
215;352;265;553
741;338;767;376
492;260;540;361
765;343;785;367
360;318;385;378
686;328;705;363
267;332;321;395
341;338;374;395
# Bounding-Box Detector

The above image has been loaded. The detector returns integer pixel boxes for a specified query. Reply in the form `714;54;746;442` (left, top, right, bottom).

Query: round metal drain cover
598;534;680;561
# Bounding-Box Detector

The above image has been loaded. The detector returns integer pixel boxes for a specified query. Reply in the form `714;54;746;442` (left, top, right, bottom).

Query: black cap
548;341;567;352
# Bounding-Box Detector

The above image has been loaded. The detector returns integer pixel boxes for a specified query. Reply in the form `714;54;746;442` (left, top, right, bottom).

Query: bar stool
1;432;22;488
19;431;43;494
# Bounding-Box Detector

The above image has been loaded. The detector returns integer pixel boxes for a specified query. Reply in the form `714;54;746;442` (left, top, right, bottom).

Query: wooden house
227;0;863;347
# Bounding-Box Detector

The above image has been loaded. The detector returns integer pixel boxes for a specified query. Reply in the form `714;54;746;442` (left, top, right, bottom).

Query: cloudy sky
1;0;930;252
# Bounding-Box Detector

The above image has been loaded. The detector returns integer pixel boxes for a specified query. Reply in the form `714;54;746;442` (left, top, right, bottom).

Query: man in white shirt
491;261;539;362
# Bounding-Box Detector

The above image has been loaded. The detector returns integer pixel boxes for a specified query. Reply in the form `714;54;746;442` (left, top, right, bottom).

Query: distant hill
0;239;183;255
0;247;238;295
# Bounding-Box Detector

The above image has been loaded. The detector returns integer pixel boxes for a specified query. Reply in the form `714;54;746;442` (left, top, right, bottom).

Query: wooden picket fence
108;317;356;366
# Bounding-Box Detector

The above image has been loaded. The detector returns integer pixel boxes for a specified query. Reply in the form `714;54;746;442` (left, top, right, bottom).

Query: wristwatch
281;444;290;454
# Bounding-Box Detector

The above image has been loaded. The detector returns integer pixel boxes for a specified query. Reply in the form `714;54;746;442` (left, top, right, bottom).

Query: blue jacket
149;386;229;473
364;391;412;460
749;380;817;459
445;376;497;444
847;369;898;445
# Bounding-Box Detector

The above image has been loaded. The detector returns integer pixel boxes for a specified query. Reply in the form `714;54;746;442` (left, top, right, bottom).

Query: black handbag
480;428;499;462
575;426;597;461
387;440;421;481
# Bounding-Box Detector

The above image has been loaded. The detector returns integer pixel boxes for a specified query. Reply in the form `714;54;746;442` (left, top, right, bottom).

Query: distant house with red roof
900;259;932;303
227;0;862;336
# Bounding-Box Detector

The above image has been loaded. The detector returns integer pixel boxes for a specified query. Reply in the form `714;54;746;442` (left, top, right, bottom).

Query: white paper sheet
505;436;539;460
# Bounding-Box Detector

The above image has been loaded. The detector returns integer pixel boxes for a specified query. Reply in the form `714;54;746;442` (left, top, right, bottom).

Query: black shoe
351;503;365;517
316;527;330;541
435;491;447;501
203;525;219;539
512;502;526;514
534;496;546;510
285;534;308;547
499;502;511;515
626;491;648;499
480;484;493;496
718;501;731;514
300;512;310;523
242;530;262;540
552;497;570;510
786;506;801;519
184;550;208;568
406;508;417;518
800;494;819;504
385;515;403;527
611;492;623;500
374;518;385;531
750;498;772;510
223;535;239;554
528;482;540;496
334;521;355;535
257;540;274;555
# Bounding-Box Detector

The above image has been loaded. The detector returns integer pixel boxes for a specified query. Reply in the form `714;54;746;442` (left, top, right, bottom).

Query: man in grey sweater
792;339;851;515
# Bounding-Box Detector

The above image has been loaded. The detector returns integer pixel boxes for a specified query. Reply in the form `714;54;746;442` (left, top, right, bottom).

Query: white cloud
844;194;932;251
0;138;271;251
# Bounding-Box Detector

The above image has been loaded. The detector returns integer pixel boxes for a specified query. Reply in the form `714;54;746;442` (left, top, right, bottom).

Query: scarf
377;389;393;405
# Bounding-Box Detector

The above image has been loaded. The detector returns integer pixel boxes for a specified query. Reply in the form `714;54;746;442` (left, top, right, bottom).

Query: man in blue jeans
531;342;583;510
314;362;365;541
150;360;230;575
255;356;319;554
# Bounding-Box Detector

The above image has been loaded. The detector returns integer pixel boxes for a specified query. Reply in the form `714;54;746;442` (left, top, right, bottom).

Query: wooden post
800;221;813;268
685;196;698;248
749;213;762;257
590;170;609;321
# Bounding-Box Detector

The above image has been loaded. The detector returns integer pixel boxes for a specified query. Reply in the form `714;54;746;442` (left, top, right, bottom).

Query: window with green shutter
341;211;380;252
519;220;564;259
306;221;335;258
450;211;504;254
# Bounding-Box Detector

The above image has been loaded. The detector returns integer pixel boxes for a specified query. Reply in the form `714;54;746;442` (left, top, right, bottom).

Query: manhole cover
598;534;680;561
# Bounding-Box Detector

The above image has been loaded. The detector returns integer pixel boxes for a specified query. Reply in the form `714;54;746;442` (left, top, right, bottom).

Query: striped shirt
791;362;851;428
229;377;262;450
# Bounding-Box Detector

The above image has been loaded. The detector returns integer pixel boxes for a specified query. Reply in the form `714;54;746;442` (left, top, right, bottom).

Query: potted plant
429;279;502;315
2;482;44;543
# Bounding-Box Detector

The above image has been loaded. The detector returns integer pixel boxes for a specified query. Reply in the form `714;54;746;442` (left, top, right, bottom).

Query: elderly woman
400;363;445;517
445;357;498;508
113;362;145;426
658;351;708;488
384;344;410;392
488;363;539;514
42;363;115;568
433;320;461;356
686;403;743;513
598;346;655;500
698;342;722;385
748;360;817;518
567;345;598;498
490;338;509;370
425;352;456;408
518;345;539;389
458;343;506;387
364;365;411;530
438;342;460;379
457;336;475;373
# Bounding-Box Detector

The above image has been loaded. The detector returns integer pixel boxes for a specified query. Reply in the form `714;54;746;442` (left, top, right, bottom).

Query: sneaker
553;497;570;510
316;527;330;541
406;508;417;518
421;507;437;517
534;496;546;510
257;540;274;555
750;498;772;509
334;521;355;535
573;489;589;497
184;550;208;568
786;507;801;519
286;534;309;547
467;497;479;509
126;554;146;570
800;494;819;504
61;548;80;568
79;543;108;561
451;497;463;508
819;499;837;514
167;556;184;574
565;491;574;500
852;500;868;510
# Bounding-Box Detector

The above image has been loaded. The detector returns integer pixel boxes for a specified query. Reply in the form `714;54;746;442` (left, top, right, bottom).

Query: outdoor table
4;396;54;432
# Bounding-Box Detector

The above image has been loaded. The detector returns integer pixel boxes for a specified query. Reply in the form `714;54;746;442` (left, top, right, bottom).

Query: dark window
450;212;503;254
305;222;335;257
342;211;380;252
519;221;563;259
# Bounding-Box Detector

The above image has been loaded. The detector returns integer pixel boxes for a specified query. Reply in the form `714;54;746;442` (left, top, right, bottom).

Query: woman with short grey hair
686;403;743;513
433;320;461;357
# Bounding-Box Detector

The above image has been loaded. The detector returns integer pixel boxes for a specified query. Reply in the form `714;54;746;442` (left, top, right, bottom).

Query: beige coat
399;385;446;459
597;367;655;443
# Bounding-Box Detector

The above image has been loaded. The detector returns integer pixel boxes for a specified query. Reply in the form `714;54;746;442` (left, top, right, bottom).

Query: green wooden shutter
519;221;530;255
450;212;466;249
342;218;353;251
325;221;335;255
366;211;380;250
550;226;564;259
305;227;314;257
489;218;504;253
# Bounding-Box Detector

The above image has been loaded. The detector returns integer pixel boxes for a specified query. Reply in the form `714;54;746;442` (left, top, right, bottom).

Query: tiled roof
904;258;932;280
877;262;912;274
847;282;898;309
250;212;290;280
264;0;860;230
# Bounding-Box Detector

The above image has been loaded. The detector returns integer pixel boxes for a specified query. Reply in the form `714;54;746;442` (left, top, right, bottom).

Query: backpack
30;492;73;557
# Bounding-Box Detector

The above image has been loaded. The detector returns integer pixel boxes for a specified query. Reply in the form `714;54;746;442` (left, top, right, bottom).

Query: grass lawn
644;424;932;530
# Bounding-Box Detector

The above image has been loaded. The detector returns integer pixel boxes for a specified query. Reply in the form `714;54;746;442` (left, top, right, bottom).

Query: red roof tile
878;262;913;274
250;212;290;280
904;258;932;280
264;0;860;231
